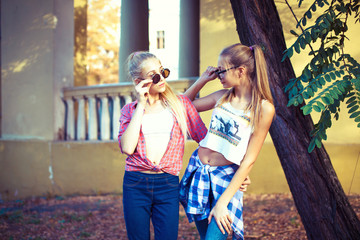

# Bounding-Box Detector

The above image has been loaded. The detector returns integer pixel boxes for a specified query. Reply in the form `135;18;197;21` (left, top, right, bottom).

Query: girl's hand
134;79;152;106
198;66;218;83
208;202;232;235
239;176;251;192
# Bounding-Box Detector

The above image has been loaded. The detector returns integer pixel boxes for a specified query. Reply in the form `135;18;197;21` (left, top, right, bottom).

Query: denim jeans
193;189;228;240
123;171;179;240
195;217;229;240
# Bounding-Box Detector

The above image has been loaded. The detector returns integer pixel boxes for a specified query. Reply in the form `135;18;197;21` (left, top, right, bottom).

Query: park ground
1;193;359;239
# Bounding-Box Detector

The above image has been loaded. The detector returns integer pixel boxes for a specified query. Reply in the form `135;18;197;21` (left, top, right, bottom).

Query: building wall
1;0;73;140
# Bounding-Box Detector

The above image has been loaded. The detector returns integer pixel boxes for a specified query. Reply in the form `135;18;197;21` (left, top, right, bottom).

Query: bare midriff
139;170;164;174
198;146;233;166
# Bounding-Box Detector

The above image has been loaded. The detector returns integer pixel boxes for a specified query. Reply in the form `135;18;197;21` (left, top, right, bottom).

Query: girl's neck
147;94;161;106
233;84;252;102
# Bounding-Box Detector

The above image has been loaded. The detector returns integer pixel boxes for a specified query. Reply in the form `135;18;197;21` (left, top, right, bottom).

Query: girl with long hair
118;51;207;240
180;43;275;240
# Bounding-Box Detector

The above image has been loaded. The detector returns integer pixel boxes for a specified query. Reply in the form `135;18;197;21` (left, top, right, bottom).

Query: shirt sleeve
118;102;134;154
180;95;208;143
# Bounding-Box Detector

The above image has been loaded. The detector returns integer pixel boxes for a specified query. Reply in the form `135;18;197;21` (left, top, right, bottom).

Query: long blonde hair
216;44;273;127
125;51;188;139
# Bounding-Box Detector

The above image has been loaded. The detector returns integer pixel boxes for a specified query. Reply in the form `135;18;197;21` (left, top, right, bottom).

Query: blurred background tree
86;0;120;85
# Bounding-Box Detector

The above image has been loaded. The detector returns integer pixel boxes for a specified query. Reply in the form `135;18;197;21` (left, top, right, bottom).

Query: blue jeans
123;171;179;240
194;189;228;240
195;218;228;240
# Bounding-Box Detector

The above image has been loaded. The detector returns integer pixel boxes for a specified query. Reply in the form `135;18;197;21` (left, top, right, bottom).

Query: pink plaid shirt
118;95;207;176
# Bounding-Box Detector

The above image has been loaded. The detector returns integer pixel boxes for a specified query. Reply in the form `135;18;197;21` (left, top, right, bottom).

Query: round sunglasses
141;68;170;84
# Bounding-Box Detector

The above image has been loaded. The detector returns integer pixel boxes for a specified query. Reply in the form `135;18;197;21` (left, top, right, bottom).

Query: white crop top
199;102;252;165
142;108;173;164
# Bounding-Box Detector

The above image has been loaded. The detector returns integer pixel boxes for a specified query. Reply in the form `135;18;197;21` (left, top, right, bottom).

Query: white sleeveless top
142;108;173;164
199;102;252;165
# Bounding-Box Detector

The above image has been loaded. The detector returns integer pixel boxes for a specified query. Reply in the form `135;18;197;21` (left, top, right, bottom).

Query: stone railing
62;78;196;141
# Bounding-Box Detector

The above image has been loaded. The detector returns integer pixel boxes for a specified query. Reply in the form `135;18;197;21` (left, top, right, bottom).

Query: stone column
179;0;200;78
1;0;74;140
119;0;149;82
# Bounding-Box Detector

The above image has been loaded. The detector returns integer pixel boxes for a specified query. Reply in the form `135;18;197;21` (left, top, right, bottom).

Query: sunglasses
215;66;239;78
142;68;170;84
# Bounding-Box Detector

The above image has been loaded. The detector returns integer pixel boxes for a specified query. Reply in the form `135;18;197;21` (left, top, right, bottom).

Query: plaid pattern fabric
118;95;207;176
179;148;244;240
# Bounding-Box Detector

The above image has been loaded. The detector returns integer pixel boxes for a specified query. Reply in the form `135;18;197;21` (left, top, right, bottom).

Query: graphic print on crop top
208;104;251;146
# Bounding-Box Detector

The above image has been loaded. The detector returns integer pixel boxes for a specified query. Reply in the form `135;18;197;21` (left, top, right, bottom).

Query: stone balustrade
62;78;196;141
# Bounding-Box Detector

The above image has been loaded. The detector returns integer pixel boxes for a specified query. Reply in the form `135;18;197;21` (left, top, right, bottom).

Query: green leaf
319;76;326;86
325;74;331;82
317;101;325;110
294;42;301;53
315;137;322;148
326;94;334;104
349;111;360;118
290;30;299;37
305;31;312;44
302;104;313;115
302;17;307;26
282;48;293;62
298;95;304;104
303;91;310;99
348;105;359;114
304;68;312;79
308;138;316;153
308;87;314;97
347;101;357;108
300;37;306;49
346;96;357;104
311;3;316;12
319;131;327;140
311;84;318;93
330;72;336;80
322;96;331;105
313;105;321;112
287;97;296;107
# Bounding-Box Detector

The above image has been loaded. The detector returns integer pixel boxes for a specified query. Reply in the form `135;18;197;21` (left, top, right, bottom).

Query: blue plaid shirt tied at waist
179;148;244;240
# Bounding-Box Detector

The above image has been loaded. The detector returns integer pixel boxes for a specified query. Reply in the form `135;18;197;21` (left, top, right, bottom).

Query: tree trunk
229;0;360;239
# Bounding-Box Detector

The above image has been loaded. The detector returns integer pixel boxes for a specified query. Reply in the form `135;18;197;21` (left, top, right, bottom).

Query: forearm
120;104;145;154
217;161;254;205
184;77;208;101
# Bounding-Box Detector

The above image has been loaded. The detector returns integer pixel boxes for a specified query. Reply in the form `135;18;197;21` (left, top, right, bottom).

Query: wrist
215;198;228;207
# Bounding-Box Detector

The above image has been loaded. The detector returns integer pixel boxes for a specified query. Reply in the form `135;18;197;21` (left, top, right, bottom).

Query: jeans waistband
125;170;176;179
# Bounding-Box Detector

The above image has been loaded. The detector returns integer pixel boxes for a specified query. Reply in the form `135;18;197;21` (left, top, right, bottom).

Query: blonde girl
180;43;275;240
118;51;207;240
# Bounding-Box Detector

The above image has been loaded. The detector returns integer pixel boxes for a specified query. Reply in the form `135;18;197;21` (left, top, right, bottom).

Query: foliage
87;0;120;85
282;0;360;152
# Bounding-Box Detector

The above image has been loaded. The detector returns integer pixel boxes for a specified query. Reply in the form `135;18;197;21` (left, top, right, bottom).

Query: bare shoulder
260;100;275;120
211;89;228;100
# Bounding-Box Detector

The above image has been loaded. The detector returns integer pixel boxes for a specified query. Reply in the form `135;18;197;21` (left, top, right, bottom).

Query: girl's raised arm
184;66;226;112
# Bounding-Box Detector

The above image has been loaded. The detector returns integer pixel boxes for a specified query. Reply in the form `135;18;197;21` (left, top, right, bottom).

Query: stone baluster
62;78;195;141
88;95;98;140
123;95;133;105
111;95;121;140
65;98;75;140
99;95;111;140
75;96;86;140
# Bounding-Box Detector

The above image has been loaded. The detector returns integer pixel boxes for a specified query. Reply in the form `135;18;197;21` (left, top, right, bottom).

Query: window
157;31;165;49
